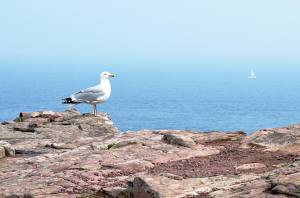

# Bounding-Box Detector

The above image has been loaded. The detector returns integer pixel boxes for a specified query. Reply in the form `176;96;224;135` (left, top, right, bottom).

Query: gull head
101;71;116;79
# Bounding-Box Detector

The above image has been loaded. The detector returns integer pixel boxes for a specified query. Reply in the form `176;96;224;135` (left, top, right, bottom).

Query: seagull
62;71;116;115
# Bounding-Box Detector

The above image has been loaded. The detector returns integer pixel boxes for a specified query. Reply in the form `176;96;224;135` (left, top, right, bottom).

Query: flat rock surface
149;142;295;178
0;110;299;198
242;125;300;154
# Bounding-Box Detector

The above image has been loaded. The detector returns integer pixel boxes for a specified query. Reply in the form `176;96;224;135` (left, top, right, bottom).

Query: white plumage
63;71;115;115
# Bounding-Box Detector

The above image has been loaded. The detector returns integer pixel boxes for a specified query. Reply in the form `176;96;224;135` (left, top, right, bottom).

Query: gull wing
71;86;105;103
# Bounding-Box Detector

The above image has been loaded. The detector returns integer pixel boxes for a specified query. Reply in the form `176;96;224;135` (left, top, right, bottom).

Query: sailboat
248;69;256;79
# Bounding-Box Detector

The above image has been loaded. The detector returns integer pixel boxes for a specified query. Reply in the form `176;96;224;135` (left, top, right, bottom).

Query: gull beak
110;73;116;78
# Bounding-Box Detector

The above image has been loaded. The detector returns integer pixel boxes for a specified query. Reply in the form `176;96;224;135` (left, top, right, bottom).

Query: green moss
107;143;116;150
15;117;25;122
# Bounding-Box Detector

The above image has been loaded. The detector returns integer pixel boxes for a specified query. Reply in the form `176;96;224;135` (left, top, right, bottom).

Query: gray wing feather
76;86;102;93
72;86;105;102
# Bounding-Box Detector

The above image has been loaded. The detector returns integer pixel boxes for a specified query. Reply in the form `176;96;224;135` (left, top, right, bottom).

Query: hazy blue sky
1;0;300;64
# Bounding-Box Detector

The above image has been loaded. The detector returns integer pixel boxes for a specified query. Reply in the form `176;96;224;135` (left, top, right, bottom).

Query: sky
1;0;300;65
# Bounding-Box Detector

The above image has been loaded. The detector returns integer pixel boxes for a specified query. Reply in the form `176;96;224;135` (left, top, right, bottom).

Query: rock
44;143;76;150
13;125;35;133
26;118;50;125
98;187;128;198
19;112;31;120
0;193;33;198
128;177;160;198
272;185;300;197
108;140;137;149
209;178;270;198
271;172;300;197
0;110;299;198
235;163;266;171
242;126;300;155
162;133;196;147
30;112;41;118
91;142;107;150
1;121;14;125
39;111;65;122
104;159;154;173
123;175;205;198
51;116;64;122
0;141;15;157
159;173;183;180
193;131;246;144
0;146;5;158
41;110;56;117
60;109;81;120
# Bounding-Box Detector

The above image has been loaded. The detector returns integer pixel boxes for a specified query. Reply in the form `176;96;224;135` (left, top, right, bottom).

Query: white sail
248;69;256;79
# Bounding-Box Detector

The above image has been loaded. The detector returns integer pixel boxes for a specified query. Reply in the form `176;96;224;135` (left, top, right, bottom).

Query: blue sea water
1;62;300;133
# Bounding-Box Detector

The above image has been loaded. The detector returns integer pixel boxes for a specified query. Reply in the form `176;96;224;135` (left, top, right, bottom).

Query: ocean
1;61;300;133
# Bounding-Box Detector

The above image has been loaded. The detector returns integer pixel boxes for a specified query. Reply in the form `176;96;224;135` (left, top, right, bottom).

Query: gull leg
93;104;96;115
95;104;98;116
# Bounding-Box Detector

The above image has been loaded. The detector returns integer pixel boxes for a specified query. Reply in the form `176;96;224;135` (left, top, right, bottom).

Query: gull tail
62;97;80;104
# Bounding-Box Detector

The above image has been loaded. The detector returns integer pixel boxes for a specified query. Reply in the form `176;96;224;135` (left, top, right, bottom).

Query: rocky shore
0;110;299;198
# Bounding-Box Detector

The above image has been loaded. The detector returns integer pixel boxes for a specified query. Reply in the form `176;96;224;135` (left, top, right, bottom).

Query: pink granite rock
235;163;266;171
242;126;300;155
0;110;298;198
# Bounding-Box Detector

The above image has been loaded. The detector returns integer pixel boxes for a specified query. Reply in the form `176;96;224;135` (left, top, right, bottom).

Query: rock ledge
0;110;299;198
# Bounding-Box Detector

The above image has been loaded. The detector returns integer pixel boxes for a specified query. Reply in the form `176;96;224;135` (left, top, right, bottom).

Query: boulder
0;141;15;157
162;134;196;147
19;112;31;120
271;172;300;197
242;126;300;155
128;177;160;198
122;175;206;198
30;112;41;118
13;124;36;133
